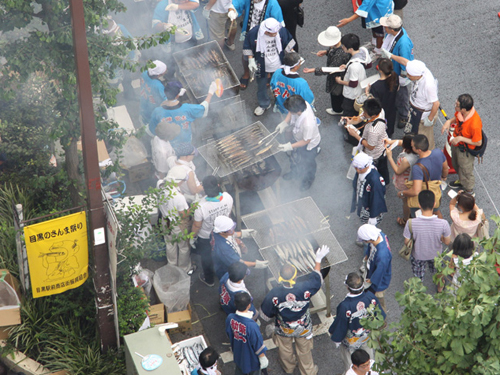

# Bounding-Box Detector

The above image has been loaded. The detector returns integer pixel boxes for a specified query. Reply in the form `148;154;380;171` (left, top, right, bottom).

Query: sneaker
254;104;271;116
466;189;475;197
199;273;214;287
326;108;343;116
187;264;197;276
397;117;407;129
300;180;313;191
224;38;235;51
448;180;463;189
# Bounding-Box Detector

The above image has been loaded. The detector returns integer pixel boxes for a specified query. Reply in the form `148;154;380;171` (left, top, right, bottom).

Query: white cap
379;14;402;29
317;26;341;47
406;60;426;76
213;216;235;233
357;224;382;242
148;60;167;76
352;152;373;169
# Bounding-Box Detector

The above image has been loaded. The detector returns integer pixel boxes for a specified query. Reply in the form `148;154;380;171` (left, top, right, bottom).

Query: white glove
189;237;197;249
423;117;434;127
239;31;247;42
275;120;289;134
368;217;378;225
315;245;330;263
259;356;269;369
228;9;237;21
241;229;256;238
165;3;179;11
255;259;269;269
202;6;211;19
380;48;392;59
278;142;293;152
208;81;217;95
248;57;257;74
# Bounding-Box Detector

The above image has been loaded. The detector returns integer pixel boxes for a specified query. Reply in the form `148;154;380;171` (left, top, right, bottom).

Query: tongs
258;129;279;145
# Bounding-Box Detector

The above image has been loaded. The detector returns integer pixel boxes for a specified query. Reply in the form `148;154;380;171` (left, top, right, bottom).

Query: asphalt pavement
114;0;500;373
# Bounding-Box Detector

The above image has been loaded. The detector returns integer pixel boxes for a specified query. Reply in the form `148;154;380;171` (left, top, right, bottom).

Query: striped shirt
362;116;388;159
403;216;451;260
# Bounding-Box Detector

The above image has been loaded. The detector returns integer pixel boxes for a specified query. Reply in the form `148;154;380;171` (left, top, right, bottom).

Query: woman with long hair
449;191;485;240
384;134;418;226
367;58;399;137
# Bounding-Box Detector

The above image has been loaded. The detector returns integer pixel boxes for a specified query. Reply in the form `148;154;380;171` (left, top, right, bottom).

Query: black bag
466;130;487;158
295;6;304;27
394;0;408;10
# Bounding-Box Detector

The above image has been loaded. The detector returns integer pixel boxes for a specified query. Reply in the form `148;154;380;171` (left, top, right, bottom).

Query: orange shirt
454;108;482;149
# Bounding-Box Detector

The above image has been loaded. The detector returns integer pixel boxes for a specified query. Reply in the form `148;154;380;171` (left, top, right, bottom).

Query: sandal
239;77;249;90
396;217;407;226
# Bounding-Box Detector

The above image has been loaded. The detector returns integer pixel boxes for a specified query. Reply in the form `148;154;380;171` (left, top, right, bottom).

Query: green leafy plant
363;217;500;375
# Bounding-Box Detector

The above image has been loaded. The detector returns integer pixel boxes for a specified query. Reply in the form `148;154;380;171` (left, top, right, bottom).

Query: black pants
373;154;390;186
330;92;344;113
290;145;318;185
197;237;215;284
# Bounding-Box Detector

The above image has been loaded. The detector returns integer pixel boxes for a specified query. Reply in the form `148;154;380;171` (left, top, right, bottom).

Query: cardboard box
126;161;152;183
76;139;110;164
0;326;14;340
148;304;165;325
0;270;21;327
167;304;192;334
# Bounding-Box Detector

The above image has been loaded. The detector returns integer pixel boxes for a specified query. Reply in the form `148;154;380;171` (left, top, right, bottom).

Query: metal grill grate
173;41;240;99
241;197;330;249
259;228;348;280
241;197;348;280
197;122;281;177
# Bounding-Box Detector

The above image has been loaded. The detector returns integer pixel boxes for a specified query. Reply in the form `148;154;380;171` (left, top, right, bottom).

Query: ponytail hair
378;58;398;92
457;192;477;221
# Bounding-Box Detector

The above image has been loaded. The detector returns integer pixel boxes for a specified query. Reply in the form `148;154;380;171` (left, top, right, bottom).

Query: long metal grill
241;197;348;280
197;122;281;177
173;41;240;99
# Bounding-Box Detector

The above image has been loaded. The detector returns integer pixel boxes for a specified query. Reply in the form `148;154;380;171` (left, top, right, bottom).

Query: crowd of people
108;0;490;374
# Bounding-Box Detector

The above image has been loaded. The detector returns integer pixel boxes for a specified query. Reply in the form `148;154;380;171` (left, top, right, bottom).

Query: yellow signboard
24;211;89;298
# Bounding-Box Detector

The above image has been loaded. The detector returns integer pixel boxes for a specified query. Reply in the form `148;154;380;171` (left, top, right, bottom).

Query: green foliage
363;217;500;375
116;272;150;336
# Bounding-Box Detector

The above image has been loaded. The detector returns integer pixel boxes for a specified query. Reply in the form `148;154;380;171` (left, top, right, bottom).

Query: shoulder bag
405;163;442;209
399;219;413;260
475;215;490;240
295;5;304;27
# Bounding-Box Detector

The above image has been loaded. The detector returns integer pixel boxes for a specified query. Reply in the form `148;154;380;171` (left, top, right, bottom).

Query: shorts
410;256;436;280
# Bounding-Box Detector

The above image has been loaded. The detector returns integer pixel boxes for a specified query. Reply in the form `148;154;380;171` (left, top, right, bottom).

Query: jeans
256;75;271;108
291;145;318;185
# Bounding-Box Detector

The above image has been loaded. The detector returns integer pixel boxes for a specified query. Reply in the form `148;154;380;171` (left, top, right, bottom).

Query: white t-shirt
151;137;175;174
194;192;234;238
291;102;321;150
168;9;193;43
410;68;438;120
211;0;232;13
159;186;189;222
263;34;281;73
250;0;266;30
343;49;369;100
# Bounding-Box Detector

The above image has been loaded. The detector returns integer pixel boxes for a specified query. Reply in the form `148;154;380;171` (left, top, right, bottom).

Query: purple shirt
403;216;451;260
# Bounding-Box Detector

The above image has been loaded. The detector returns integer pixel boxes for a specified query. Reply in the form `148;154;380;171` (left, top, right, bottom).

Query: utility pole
69;0;117;351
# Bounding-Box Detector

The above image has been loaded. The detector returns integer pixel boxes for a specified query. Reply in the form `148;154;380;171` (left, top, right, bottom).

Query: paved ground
114;0;500;373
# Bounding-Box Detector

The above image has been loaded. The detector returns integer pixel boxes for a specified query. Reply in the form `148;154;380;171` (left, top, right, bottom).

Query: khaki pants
165;225;191;273
339;342;374;374
451;146;475;190
273;334;317;375
418;118;436;151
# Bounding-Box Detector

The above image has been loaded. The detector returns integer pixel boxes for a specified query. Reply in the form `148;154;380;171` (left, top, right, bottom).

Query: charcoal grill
197;122;281;178
173;41;240;99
